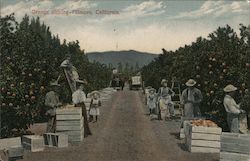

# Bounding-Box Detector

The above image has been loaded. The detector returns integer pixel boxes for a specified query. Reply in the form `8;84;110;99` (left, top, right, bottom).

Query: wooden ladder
171;80;183;116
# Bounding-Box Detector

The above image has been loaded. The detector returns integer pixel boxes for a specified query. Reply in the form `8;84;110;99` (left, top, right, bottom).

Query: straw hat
149;88;156;93
161;79;168;85
50;81;60;87
185;79;196;87
76;79;85;84
223;84;237;93
90;91;101;97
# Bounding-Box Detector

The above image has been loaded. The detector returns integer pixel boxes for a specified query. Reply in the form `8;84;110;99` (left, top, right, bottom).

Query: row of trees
0;14;112;138
141;24;250;130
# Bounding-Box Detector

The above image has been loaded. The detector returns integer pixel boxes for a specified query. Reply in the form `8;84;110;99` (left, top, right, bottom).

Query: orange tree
142;25;250;130
0;14;111;138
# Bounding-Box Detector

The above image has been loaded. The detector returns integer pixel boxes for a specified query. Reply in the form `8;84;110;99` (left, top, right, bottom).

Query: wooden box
180;120;191;139
22;135;45;152
185;123;222;153
179;117;205;139
0;137;24;160
57;129;84;144
7;147;24;159
220;132;250;161
0;137;22;150
0;150;8;161
43;133;68;148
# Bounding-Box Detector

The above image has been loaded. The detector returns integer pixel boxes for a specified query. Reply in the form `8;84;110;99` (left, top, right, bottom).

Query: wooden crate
7;147;24;159
0;137;24;160
0;150;8;161
180;120;191;139
179;117;205;139
220;132;250;161
185;123;221;153
220;152;250;161
22;135;45;152
56;128;84;144
0;137;22;150
43;133;68;148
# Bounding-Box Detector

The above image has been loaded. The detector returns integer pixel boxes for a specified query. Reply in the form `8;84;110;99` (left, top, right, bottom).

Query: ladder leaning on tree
171;79;183;116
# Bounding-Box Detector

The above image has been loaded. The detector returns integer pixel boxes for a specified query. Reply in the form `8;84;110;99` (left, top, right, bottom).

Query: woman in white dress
89;91;101;122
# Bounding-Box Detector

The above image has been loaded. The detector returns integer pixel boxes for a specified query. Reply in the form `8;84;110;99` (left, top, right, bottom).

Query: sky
1;0;250;54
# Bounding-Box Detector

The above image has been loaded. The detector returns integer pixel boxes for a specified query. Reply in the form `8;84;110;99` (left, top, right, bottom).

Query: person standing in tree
158;79;175;121
89;91;101;122
45;81;62;133
72;80;92;137
181;79;203;118
223;84;245;133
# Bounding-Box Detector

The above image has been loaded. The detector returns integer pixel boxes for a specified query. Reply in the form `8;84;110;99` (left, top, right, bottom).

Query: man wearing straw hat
45;80;62;132
72;79;92;137
181;79;203;118
223;84;245;133
158;79;175;120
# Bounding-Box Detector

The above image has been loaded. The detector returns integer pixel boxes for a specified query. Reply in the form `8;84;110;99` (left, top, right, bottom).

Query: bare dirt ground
21;90;219;161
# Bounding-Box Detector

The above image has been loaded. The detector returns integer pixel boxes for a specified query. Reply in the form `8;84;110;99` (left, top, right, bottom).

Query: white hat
50;81;60;87
185;79;196;87
149;88;156;93
90;91;101;97
223;84;237;92
76;79;85;84
161;79;168;85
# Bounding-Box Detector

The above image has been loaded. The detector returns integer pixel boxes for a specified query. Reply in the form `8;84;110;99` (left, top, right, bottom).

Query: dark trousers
47;116;56;133
227;113;239;133
76;103;92;137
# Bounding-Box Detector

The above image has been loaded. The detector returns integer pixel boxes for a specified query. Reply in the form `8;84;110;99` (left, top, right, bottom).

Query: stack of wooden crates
56;106;84;144
185;122;222;153
220;132;250;161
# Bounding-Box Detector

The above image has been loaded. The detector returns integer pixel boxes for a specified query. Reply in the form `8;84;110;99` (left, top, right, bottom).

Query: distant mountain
86;50;158;68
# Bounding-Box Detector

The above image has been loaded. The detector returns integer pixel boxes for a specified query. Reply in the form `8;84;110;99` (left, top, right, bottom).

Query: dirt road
21;90;219;161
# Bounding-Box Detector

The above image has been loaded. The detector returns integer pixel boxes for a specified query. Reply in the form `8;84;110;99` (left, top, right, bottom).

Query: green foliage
0;14;111;138
142;24;250;130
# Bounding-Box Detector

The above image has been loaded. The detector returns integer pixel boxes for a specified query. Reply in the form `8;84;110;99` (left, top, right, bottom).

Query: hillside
86;50;158;68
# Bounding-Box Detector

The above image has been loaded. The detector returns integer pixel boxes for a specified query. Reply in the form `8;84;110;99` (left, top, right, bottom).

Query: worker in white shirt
223;84;245;133
72;80;92;137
